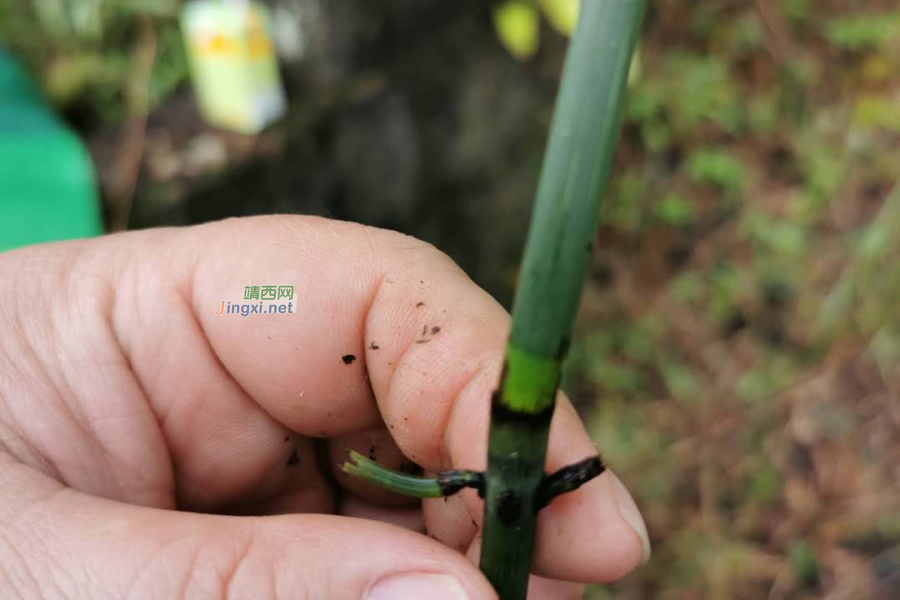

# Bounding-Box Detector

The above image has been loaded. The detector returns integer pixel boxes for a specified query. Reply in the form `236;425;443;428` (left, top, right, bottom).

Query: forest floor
574;2;900;598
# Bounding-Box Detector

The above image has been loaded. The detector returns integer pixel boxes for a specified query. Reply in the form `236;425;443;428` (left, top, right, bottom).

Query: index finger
151;215;649;581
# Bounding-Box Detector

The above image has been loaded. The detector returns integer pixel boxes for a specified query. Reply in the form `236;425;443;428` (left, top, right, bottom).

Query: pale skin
0;216;650;600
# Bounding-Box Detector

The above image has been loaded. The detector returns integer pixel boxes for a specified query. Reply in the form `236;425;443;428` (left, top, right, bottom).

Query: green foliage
747;90;781;134
794;130;846;199
817;185;900;337
665;53;744;134
492;1;541;61
787;541;820;587
653;192;696;227
589;359;643;394
735;353;804;403
580;4;899;600
669;270;704;303
726;10;766;53
538;0;580;36
782;0;813;24
742;211;808;258
0;0;186;122
149;24;189;107
825;10;900;51
708;262;743;321
853;94;900;132
582;317;673;398
745;466;782;504
628;51;744;149
491;0;581;60
660;358;702;403
686;147;746;191
605;169;647;233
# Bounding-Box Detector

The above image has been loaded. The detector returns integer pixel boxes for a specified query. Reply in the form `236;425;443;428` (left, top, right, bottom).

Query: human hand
0;216;649;599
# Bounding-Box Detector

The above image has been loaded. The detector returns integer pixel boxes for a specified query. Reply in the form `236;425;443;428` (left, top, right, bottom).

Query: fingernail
609;472;652;564
366;573;470;600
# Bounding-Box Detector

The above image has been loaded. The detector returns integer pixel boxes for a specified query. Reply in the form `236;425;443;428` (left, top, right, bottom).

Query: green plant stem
340;2;645;596
341;450;484;497
479;1;647;598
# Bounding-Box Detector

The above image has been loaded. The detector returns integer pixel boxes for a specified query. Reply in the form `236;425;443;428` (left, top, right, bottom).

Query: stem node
534;455;606;510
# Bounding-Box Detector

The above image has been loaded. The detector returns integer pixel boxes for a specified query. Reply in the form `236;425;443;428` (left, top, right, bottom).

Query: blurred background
1;0;898;598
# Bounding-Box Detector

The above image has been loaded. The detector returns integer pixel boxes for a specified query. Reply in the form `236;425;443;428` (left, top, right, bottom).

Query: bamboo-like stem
341;2;645;596
479;1;646;598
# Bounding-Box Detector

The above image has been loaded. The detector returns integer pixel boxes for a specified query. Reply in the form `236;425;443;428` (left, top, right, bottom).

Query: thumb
2;458;497;600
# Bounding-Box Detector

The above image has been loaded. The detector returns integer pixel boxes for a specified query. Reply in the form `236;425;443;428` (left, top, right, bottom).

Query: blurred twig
108;17;157;232
753;0;797;63
816;183;900;338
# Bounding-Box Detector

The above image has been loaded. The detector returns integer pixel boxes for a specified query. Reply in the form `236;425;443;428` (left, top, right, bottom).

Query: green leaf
729;11;765;52
766;222;808;256
492;0;541;61
745;466;782;503
825;11;900;51
853;95;900;132
661;360;701;403
857;220;892;261
605;170;646;232
539;0;580;36
708;263;741;321
627;48;642;87
783;0;812;24
589;360;642;394
788;541;820;587
686;148;746;191
670;270;704;303
653;192;696;227
620;324;655;363
797;137;845;198
663;52;744;134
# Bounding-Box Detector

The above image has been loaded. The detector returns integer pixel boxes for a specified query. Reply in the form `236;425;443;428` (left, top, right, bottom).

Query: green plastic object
0;49;103;254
